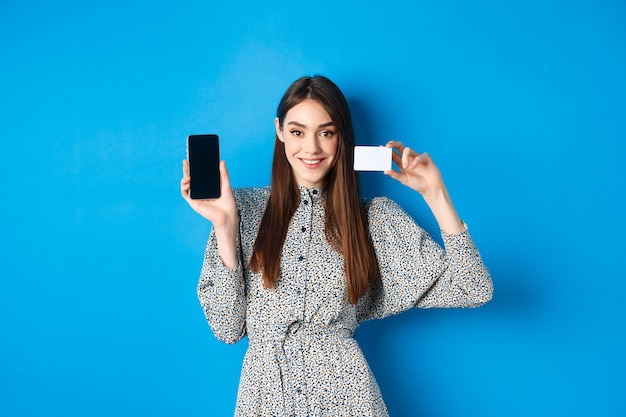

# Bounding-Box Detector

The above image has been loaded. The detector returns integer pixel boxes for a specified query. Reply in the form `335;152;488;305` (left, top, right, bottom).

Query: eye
290;130;303;137
320;130;335;138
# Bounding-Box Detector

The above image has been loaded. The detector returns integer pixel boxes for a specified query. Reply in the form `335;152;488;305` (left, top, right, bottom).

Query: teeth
303;159;321;164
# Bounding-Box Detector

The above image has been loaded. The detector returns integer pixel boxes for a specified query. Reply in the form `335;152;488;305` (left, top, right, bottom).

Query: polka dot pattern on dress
197;186;492;417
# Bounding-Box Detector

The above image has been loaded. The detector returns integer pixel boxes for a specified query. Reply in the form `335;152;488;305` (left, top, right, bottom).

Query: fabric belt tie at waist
249;322;353;345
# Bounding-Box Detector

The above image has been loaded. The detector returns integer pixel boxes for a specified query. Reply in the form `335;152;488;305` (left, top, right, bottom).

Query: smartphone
187;134;221;199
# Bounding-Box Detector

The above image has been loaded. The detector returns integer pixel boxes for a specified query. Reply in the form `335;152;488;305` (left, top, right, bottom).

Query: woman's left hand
384;140;465;234
384;140;445;197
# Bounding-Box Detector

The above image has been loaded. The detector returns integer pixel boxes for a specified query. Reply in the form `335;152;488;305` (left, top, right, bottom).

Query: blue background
1;0;625;416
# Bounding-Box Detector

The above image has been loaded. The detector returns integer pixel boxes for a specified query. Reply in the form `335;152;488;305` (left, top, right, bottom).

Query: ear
274;117;284;142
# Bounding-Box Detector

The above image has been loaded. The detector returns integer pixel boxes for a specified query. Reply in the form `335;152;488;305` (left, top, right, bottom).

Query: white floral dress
197;186;492;417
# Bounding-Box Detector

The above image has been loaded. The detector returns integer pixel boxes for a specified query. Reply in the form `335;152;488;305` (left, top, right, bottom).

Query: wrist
422;186;449;207
423;187;464;234
214;215;239;240
213;215;240;270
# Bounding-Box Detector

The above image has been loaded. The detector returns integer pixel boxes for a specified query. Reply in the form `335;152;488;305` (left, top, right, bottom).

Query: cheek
327;139;339;158
283;140;296;156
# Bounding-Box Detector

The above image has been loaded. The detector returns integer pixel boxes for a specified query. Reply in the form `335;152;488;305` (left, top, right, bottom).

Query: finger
182;159;190;178
219;160;232;192
386;140;405;154
402;147;415;170
390;149;403;168
383;169;402;182
180;177;191;200
412;152;432;169
407;153;425;169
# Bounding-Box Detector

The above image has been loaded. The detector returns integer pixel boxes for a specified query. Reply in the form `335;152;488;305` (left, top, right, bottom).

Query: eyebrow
287;121;335;128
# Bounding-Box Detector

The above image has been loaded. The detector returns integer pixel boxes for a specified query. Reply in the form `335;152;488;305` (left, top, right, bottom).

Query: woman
180;75;492;416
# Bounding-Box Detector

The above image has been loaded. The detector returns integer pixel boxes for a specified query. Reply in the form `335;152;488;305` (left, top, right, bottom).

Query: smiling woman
275;100;339;189
180;75;492;416
250;76;379;301
2;1;625;415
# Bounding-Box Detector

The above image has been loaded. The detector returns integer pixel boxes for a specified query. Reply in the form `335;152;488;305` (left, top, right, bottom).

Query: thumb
219;160;233;191
384;169;403;183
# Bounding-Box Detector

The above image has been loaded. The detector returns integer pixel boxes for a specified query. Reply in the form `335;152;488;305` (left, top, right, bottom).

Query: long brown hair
249;75;378;304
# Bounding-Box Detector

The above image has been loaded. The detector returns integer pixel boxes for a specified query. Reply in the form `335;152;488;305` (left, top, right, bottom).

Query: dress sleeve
356;197;493;323
197;221;247;345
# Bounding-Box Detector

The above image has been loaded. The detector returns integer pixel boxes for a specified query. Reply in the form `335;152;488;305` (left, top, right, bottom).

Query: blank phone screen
187;134;220;199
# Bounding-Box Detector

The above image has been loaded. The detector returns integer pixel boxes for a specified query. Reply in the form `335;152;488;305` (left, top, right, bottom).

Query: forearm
422;186;465;234
417;228;493;308
198;264;247;344
198;229;246;344
214;220;239;270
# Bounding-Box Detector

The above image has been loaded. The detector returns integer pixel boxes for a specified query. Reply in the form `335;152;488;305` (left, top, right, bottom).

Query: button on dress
197;186;492;417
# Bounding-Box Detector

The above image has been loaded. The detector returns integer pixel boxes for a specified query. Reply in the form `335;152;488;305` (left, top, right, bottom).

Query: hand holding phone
187;134;221;199
181;136;239;269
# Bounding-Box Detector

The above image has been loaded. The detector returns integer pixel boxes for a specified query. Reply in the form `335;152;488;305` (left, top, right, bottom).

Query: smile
298;158;326;170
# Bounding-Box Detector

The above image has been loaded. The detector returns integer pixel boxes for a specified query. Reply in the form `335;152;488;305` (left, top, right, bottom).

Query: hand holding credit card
353;146;392;171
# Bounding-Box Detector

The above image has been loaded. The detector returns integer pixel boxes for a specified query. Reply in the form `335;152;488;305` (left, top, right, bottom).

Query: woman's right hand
181;160;237;226
181;159;239;269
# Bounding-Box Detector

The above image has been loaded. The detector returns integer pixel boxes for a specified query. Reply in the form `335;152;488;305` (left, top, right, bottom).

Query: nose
302;134;321;154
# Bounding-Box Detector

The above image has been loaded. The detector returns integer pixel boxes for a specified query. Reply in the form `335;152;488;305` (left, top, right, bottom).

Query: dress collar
298;185;326;203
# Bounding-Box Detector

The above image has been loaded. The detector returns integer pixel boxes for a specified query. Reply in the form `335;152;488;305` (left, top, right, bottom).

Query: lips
300;158;324;168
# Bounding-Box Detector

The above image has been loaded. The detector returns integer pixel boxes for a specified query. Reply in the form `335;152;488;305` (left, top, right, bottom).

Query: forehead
284;99;332;124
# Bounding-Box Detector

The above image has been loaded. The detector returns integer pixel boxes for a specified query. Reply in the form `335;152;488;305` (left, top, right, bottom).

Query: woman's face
275;99;339;189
